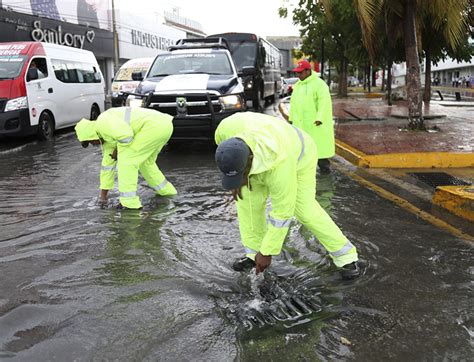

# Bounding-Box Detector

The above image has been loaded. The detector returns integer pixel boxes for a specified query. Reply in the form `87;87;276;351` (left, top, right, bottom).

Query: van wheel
253;87;263;112
37;112;54;141
90;105;100;120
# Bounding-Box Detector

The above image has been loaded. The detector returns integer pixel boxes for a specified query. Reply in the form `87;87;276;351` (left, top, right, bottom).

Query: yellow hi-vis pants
117;121;176;209
236;132;358;267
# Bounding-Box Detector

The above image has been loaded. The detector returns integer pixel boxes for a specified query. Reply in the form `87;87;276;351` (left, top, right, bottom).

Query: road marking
334;164;474;243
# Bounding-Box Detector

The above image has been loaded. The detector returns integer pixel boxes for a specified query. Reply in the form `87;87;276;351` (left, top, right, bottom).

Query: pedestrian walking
75;107;177;209
289;59;335;174
214;111;360;280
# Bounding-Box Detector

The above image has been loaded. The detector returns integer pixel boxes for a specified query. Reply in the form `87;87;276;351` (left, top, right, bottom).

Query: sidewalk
278;96;474;225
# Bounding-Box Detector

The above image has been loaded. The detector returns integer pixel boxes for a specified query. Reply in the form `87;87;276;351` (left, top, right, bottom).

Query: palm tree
354;0;471;130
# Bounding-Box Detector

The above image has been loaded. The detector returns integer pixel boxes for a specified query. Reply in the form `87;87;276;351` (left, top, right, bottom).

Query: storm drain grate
409;172;471;188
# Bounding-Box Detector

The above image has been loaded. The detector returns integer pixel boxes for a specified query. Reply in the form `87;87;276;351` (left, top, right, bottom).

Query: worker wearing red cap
289;59;334;173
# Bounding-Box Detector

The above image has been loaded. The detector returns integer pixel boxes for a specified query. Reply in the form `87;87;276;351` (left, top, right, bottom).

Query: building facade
0;1;115;91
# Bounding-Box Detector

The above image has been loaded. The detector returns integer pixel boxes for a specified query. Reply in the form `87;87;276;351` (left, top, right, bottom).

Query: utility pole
111;0;120;74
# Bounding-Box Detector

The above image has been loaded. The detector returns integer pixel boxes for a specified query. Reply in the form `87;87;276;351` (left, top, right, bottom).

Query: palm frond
353;0;383;59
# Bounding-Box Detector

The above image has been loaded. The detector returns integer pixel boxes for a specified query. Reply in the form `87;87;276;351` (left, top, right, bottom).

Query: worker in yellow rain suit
289;59;335;173
215;112;360;279
75;107;177;209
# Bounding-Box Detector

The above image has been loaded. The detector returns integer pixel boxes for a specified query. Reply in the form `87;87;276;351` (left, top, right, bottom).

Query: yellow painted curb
336;140;474;168
433;186;474;222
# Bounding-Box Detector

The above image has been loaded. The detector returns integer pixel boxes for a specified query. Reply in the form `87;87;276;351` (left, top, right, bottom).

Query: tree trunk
423;49;432;103
403;0;424;129
367;62;371;93
372;68;377;87
363;68;367;90
338;57;348;97
381;67;386;92
387;59;393;106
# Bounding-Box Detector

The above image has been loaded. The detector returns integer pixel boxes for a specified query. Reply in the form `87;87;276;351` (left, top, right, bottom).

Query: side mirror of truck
241;66;256;76
27;68;39;82
132;72;144;81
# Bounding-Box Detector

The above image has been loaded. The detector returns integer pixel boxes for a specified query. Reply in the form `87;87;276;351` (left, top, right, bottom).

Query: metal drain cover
409;172;471;188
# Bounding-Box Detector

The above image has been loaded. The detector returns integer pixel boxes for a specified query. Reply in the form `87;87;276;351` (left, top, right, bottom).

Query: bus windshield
226;41;257;70
0;55;27;80
148;52;233;77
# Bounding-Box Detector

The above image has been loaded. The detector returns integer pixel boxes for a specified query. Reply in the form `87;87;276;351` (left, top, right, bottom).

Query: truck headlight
126;96;144;108
220;95;243;110
246;80;253;89
5;96;28;112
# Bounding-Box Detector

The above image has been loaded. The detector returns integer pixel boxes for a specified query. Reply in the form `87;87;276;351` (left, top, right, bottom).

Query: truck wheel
37;112;54;141
90;104;100;120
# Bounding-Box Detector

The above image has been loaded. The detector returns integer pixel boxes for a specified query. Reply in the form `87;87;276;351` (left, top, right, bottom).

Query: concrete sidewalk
278;96;474;224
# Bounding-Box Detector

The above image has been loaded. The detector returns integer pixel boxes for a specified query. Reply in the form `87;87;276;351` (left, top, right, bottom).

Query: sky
116;0;301;38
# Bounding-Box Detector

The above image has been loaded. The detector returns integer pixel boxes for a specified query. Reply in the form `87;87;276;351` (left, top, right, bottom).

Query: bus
208;33;281;110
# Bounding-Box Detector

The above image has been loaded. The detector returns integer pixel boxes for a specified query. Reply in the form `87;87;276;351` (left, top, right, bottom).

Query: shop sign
131;29;174;50
30;20;95;49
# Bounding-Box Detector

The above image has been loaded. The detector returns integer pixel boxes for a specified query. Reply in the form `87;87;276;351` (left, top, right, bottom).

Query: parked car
280;77;288;97
0;41;104;140
285;77;299;96
111;57;153;107
128;38;246;141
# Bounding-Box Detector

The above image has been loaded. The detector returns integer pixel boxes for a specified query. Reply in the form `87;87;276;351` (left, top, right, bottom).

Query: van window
29;58;48;79
52;59;101;83
0;54;27;79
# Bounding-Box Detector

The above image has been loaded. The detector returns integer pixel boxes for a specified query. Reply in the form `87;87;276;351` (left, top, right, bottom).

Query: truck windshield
148;53;233;77
226;41;257;71
0;55;27;79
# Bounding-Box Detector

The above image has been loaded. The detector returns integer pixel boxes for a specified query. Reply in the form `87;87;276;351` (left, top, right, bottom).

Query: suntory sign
30;20;95;49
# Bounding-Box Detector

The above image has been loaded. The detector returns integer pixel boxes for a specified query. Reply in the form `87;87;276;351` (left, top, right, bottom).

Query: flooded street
0;108;473;361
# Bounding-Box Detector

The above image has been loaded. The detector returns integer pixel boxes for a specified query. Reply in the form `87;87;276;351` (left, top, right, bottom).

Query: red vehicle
285;77;299;96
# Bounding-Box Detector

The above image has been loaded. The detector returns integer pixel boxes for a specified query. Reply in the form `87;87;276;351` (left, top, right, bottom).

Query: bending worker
214;112;360;279
75;107;177;209
289;59;335;173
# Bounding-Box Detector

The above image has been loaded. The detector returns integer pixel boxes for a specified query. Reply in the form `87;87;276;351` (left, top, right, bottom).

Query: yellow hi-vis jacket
75;107;176;209
215;112;358;267
289;72;335;159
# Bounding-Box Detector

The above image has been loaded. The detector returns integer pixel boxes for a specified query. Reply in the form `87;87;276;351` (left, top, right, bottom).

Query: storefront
0;7;114;92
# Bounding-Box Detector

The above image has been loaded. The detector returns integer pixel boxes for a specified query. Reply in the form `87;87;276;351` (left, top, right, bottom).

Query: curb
335;141;474;168
433;186;474;222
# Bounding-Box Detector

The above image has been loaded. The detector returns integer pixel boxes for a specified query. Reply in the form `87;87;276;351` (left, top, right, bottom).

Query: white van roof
40;42;98;63
121;57;154;67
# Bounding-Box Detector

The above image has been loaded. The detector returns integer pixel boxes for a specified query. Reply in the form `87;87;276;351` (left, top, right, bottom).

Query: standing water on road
0;131;472;360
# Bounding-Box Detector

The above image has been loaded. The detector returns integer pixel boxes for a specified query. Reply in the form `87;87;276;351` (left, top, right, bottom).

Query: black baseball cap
215;138;251;190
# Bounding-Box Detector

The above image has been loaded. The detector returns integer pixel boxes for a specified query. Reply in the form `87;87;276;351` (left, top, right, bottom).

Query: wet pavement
0;105;473;360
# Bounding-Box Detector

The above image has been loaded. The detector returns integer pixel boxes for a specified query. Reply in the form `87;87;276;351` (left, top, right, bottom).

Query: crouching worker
75;107;177;209
214;112;360;280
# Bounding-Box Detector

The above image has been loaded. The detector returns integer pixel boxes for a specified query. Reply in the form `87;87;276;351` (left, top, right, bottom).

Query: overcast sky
116;0;301;38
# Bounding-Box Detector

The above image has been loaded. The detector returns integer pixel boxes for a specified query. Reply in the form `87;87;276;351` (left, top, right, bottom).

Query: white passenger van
111;57;153;107
0;42;105;140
